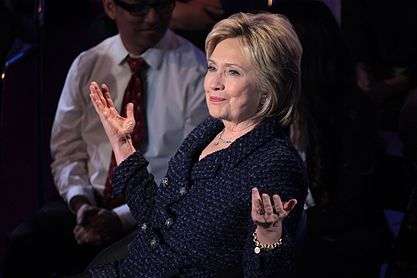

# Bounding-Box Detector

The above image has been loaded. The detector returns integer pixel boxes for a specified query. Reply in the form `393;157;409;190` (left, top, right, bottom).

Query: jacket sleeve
243;149;307;277
111;151;157;224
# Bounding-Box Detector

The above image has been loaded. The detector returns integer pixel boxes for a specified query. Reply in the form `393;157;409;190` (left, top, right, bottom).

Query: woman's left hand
251;187;297;244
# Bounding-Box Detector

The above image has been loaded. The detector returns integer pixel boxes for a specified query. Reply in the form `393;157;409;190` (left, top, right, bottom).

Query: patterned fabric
89;116;308;277
103;57;148;208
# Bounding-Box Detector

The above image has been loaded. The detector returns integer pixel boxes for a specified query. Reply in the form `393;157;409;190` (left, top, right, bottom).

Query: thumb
283;199;298;213
126;103;134;120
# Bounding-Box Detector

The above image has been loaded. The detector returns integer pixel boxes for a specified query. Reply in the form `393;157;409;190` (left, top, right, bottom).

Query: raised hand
89;81;135;145
89;82;136;164
251;187;297;244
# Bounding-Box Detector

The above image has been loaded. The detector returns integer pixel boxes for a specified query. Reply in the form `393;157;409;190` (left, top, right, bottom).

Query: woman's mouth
209;96;226;103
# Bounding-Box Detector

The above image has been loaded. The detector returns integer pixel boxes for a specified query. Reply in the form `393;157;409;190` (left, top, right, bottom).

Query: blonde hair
205;13;302;126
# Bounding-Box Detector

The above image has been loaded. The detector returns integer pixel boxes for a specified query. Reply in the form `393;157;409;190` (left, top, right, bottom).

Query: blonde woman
88;12;307;277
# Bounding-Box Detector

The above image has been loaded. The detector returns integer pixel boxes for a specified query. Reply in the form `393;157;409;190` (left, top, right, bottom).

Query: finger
262;194;274;217
101;84;115;109
77;227;98;244
90;82;107;107
84;230;102;245
101;84;114;108
90;82;105;104
87;215;104;229
78;230;91;244
90;86;111;122
251;188;262;216
126;103;134;121
273;194;285;217
89;86;105;113
80;207;99;226
89;91;99;112
74;226;86;244
258;214;280;227
283;199;298;213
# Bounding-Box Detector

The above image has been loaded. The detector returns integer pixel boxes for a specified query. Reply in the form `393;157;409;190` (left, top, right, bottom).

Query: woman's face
204;38;261;124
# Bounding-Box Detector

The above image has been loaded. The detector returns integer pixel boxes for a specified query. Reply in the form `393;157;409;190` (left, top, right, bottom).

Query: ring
257;207;265;215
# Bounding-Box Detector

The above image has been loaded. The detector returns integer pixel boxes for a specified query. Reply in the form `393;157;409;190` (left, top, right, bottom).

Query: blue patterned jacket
90;116;307;277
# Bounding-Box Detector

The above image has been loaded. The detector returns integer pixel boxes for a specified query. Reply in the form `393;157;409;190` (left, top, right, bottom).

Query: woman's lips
209;96;226;103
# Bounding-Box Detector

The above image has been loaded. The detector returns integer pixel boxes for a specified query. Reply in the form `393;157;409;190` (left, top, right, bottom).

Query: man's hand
76;203;100;226
73;206;123;246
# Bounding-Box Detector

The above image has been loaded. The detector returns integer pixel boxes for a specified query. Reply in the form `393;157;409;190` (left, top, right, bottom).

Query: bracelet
252;232;283;254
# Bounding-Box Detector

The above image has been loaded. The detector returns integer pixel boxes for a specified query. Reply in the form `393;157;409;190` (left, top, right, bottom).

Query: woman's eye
207;65;216;72
228;69;240;76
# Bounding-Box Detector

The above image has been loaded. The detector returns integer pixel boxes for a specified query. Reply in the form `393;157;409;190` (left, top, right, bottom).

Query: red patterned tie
103;56;147;208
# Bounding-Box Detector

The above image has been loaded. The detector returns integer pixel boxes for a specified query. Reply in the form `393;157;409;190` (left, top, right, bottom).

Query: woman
89;12;307;277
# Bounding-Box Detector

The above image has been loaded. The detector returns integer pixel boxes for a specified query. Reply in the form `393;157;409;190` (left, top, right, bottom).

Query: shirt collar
113;30;173;70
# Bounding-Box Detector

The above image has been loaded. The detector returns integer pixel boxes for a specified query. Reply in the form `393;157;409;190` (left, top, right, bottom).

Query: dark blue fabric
89;116;307;277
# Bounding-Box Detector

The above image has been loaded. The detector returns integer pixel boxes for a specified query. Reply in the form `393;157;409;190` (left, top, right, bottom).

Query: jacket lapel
160;117;223;203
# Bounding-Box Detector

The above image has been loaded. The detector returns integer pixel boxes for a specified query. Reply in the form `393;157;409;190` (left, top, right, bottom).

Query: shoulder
246;132;307;199
71;35;118;71
254;136;304;176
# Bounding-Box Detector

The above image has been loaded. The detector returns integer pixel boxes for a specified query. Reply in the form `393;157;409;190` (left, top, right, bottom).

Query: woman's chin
208;109;224;119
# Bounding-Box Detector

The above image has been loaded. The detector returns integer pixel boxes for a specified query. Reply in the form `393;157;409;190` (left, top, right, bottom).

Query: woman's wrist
111;135;136;165
253;230;283;254
255;226;282;245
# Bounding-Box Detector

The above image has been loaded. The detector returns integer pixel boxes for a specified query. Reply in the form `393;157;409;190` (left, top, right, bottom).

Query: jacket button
179;187;187;196
165;217;173;227
161;177;169;187
141;223;147;231
149;238;157;248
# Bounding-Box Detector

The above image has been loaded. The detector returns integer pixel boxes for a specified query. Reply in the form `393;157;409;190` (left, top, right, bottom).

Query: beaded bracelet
252;232;283;254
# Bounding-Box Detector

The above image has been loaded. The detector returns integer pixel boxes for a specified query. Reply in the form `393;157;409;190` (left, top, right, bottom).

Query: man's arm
50;56;96;211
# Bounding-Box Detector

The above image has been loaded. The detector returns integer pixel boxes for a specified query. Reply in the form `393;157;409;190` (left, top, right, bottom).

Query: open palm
251;187;297;244
89;82;135;143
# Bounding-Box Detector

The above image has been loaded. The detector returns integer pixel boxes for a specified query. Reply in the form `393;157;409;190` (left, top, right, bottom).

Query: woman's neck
221;118;260;141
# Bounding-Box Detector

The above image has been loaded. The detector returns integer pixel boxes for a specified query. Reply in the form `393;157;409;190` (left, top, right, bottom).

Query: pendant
254;246;261;254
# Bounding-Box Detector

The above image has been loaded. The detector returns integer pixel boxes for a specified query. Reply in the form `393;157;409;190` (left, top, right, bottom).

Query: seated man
2;0;207;277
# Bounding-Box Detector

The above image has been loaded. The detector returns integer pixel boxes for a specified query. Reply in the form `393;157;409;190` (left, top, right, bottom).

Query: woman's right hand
89;82;136;164
89;81;135;145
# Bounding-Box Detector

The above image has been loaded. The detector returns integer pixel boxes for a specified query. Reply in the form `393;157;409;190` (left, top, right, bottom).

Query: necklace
214;129;234;145
213;120;260;146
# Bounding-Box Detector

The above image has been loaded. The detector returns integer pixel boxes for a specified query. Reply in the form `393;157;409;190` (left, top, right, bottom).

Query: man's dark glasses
113;0;174;16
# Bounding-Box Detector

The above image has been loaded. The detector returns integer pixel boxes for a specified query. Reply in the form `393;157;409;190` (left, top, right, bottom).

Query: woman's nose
210;73;225;91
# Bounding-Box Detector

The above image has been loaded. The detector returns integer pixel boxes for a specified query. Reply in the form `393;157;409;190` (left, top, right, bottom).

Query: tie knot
127;56;147;74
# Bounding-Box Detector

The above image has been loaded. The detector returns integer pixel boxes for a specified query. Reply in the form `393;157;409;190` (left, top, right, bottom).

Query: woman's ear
102;0;117;20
